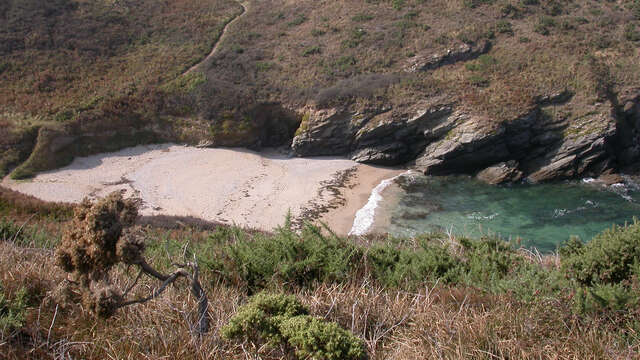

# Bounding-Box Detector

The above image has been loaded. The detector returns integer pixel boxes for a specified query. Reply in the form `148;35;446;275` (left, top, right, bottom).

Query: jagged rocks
405;40;491;72
476;161;523;185
291;98;461;166
291;108;357;157
291;92;636;183
414;117;509;175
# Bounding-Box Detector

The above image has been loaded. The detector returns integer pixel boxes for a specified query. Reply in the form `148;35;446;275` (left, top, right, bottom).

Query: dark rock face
290;108;357;157
405;40;492;73
613;88;640;167
291;90;640;183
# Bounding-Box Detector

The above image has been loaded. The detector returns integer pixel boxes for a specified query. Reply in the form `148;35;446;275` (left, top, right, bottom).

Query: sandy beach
2;144;403;233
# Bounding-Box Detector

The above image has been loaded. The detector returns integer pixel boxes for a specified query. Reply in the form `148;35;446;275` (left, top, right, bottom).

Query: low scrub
560;221;640;286
222;293;366;360
0;282;27;338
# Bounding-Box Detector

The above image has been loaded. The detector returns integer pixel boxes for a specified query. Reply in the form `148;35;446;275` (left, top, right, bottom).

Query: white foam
349;171;412;236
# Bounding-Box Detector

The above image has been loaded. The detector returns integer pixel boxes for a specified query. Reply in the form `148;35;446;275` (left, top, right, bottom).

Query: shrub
495;20;514;35
55;193;210;332
221;293;309;345
280;315;367;360
0;219;22;242
460;237;518;286
311;29;326;37
367;237;462;287
624;24;640;42
220;222;361;290
287;15;307;27
222;293;366;360
463;0;495;9
560;221;640;286
468;74;490;87
302;45;322;57
534;16;556;35
392;0;405;10
342;28;367;48
0;283;27;337
573;283;640;314
352;13;373;22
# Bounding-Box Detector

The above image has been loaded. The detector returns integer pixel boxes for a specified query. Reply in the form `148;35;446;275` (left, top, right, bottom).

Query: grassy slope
202;0;640;118
0;190;639;358
0;0;240;177
0;0;240;120
3;1;640;178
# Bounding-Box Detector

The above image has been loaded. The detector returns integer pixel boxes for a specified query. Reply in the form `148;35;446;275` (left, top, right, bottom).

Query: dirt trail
185;1;248;74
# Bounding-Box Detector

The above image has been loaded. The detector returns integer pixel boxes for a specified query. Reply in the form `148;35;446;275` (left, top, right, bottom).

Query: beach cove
2;144;402;232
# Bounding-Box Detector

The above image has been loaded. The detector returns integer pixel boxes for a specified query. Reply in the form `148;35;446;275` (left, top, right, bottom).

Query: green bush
573;284;640;314
222;293;366;360
495;20;514;35
287;15;307;27
461;237;518;286
280;315;366;360
220;223;361;290
534;16;556;35
351;13;373;22
463;0;495;9
367;236;462;287
0;283;28;337
302;45;322;57
0;219;22;242
560;221;640;286
221;293;309;345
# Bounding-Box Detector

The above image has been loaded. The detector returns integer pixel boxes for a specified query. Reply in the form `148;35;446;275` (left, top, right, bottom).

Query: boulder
476;161;523;184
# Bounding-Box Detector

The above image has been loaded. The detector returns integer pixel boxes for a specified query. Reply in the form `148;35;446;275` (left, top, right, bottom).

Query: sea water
353;172;640;253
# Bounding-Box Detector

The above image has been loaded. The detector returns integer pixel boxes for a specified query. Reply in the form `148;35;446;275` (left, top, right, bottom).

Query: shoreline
2;144;401;233
317;165;406;236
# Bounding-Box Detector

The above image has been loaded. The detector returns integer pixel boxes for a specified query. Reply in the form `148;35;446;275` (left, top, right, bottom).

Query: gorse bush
560;221;640;286
222;293;366;360
218;221;361;291
55;193;210;332
221;293;309;345
367;236;462;287
573;283;640;314
279;315;367;360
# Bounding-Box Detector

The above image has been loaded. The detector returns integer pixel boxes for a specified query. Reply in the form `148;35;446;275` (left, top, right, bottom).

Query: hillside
1;0;639;182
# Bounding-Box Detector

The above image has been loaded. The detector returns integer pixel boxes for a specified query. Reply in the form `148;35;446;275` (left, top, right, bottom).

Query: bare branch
123;268;144;297
120;269;188;307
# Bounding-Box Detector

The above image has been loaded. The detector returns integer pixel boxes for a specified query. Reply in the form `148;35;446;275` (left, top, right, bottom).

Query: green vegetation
0;189;639;358
222;293;366;360
561;221;640;286
0;283;28;337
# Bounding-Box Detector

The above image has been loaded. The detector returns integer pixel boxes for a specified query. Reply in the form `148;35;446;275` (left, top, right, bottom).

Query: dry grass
1;235;637;359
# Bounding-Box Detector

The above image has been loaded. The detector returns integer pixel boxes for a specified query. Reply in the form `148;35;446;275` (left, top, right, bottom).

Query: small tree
55;192;209;334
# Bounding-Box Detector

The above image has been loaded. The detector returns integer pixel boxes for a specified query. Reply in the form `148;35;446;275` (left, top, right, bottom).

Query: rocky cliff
292;88;640;184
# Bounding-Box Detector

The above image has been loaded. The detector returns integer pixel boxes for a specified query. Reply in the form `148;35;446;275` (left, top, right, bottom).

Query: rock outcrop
291;90;640;183
405;40;491;73
476;161;523;185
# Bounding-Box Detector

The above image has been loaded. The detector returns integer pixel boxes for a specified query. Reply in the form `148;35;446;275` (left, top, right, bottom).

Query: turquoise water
380;173;640;252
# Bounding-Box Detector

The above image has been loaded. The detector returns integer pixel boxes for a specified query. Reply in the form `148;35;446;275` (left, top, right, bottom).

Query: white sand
2;144;401;232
